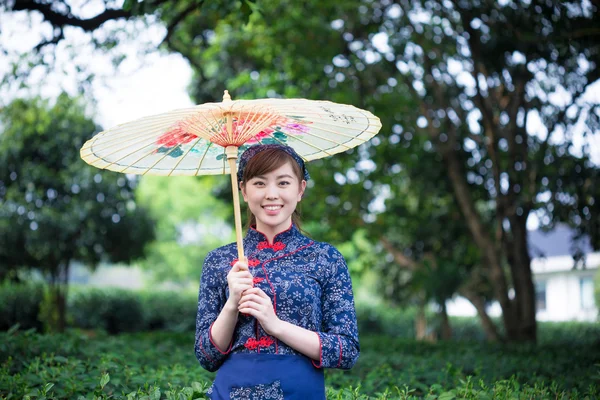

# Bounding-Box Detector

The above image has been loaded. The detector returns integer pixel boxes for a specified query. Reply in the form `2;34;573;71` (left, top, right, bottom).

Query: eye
278;181;291;186
253;181;265;186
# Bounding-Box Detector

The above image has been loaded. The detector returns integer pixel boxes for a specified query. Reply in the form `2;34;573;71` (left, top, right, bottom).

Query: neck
254;221;293;244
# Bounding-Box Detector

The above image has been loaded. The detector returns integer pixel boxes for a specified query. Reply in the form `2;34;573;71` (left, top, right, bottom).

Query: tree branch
161;1;204;46
442;149;512;314
380;237;418;270
12;0;132;31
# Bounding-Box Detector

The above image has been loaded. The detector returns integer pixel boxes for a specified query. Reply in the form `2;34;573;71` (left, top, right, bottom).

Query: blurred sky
0;6;194;129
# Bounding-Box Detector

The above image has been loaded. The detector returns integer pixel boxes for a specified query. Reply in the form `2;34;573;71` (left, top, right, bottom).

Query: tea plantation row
1;327;598;399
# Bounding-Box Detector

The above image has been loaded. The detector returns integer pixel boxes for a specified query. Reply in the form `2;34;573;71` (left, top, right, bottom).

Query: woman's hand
225;261;253;312
238;288;282;336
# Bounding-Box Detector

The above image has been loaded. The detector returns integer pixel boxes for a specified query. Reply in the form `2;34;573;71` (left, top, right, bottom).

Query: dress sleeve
194;250;232;372
312;249;360;369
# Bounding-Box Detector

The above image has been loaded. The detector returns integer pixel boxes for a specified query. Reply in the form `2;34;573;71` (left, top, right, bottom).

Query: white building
529;225;598;322
447;225;599;322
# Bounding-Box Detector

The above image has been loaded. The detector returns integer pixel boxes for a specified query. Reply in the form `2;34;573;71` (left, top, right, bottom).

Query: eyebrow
254;174;295;180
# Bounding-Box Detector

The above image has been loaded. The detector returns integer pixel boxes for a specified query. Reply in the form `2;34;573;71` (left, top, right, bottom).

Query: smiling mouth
263;205;283;211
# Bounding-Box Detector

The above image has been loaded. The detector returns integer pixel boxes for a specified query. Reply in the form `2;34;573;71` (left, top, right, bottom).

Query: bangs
242;148;303;182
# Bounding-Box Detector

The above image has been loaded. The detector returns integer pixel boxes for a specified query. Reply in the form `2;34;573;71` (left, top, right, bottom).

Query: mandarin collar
246;223;296;244
243;223;307;252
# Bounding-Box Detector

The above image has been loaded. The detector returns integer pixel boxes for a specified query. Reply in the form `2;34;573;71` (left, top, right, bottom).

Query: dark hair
241;147;304;230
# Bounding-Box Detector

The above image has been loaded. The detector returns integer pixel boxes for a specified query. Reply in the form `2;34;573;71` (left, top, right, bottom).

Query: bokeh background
1;1;599;399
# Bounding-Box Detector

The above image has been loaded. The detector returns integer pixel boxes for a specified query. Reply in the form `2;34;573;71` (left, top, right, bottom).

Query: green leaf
438;392;456;400
7;323;20;335
100;372;110;389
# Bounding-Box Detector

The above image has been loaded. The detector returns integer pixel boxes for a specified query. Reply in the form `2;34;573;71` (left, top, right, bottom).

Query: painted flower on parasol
155;113;312;160
80;90;382;260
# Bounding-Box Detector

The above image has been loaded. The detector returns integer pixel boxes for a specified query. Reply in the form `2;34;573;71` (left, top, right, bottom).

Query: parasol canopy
81;91;382;260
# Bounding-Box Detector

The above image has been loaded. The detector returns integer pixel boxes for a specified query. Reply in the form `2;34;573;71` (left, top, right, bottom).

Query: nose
265;182;279;199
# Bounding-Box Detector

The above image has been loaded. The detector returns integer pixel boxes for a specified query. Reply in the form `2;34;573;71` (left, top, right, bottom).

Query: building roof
528;224;594;258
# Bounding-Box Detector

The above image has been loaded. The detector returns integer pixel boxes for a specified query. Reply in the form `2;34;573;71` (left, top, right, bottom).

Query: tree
0;94;155;331
5;0;600;342
136;175;234;285
595;268;600;320
157;0;600;342
0;0;259;98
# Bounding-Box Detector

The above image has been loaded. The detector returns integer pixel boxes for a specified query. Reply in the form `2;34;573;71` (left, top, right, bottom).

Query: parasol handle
226;146;246;264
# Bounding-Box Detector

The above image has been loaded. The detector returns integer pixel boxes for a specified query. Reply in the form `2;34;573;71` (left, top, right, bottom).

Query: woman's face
241;161;306;237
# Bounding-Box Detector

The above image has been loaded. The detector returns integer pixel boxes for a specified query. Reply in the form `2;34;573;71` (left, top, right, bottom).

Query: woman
195;144;359;399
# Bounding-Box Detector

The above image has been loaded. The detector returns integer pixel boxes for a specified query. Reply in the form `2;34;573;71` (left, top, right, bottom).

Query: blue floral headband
237;144;310;183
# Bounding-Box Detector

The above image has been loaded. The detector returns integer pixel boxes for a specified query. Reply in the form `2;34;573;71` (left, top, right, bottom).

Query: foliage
0;0;260;103
0;94;155;330
136;175;233;284
1;326;598;399
69;288;146;335
0;94;155;274
0;329;214;399
139;290;197;332
595;268;600;320
0;282;45;332
3;0;600;343
0;283;198;334
171;0;600;342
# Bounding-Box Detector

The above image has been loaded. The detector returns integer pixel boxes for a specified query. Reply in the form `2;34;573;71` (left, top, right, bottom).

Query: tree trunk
54;284;67;333
443;150;536;342
506;214;537;342
439;301;452;340
461;289;500;342
415;301;427;341
415;294;437;342
57;261;70;333
47;260;70;333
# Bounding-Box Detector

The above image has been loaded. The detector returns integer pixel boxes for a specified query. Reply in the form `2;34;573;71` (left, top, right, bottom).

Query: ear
240;182;248;202
297;180;307;201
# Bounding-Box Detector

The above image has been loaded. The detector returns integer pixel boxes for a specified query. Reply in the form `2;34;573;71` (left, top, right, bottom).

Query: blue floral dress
195;224;360;399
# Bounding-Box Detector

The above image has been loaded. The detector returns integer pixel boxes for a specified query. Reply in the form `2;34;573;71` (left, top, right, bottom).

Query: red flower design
272;242;286;251
247;127;275;144
244;338;259;350
157;125;197;147
257;241;286;251
244;336;274;351
230;258;260;268
258;336;274;347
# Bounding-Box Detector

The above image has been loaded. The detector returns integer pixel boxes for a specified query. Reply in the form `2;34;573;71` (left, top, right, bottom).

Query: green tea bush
0;282;44;331
356;304;417;337
0;329;214;399
448;316;506;342
140;290;197;332
69;288;145;334
1;328;598;399
537;320;600;346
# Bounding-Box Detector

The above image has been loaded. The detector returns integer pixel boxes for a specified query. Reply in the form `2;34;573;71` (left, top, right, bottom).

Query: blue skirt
209;353;325;399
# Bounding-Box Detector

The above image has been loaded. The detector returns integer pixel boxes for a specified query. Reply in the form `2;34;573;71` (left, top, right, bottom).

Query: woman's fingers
233;260;249;271
238;307;258;317
238;300;263;311
238;290;272;307
238;288;262;299
254;288;269;299
241;287;263;296
233;278;253;286
230;270;252;279
238;293;264;305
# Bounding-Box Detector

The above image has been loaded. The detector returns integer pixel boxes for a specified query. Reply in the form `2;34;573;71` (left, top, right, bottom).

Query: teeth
264;205;282;211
